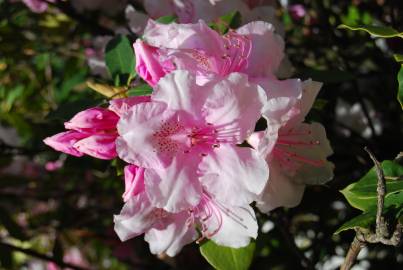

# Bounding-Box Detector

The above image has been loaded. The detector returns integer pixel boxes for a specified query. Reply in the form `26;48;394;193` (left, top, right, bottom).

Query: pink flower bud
134;40;172;86
64;107;119;132
43;131;88;157
73;134;117;160
122;165;145;202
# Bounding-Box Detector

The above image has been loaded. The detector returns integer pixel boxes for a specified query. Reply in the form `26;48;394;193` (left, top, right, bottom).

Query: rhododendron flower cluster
44;16;333;256
126;0;283;35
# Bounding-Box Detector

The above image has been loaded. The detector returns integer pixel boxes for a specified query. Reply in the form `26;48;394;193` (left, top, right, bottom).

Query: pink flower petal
236;21;284;77
117;102;190;168
199;145;269;206
257;162;305;212
203;73;267;143
145;211;197;256
123;165;146;202
114;193;160;241
144;154;202;213
152;70;211;119
134;40;173;86
253;76;302;127
143;20;224;56
203;202;258;248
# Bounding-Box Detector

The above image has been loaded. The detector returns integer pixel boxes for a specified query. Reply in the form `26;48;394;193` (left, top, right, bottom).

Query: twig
0;241;90;270
340;148;403;270
340;237;366;270
364;147;388;238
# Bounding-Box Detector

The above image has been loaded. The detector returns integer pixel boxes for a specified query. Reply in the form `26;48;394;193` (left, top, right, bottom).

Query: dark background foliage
0;0;402;269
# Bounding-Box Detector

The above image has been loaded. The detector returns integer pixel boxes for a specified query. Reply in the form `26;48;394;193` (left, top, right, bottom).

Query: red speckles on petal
152;120;185;154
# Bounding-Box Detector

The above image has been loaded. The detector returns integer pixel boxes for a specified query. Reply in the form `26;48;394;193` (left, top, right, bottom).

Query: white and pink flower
114;166;258;256
134;20;284;85
248;79;334;212
116;70;269;212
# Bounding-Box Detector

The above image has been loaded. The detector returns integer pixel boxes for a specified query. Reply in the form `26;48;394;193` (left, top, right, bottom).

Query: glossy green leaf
398;65;403;109
105;35;136;86
341;160;403;211
200;240;255;270
334;205;402;234
155;15;177;24
338;24;403;38
334;209;375;234
127;84;153;96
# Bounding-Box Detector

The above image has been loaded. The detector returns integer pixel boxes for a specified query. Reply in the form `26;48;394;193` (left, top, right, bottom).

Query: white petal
113;193;157;241
203;73;267;142
200;145;269;206
257;162;305;213
253;76;302;128
288;79;322;125
205;203;258;248
236;21;285;77
145;154;202;213
116;102;181;168
145;212;197;256
143;20;224;56
152;70;210;119
291;123;334;185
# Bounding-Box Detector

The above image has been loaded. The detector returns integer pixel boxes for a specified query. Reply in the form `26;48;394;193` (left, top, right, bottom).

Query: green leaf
105;35;136;86
155;15;177;24
334;210;375;234
398;65;403;109
334;205;401;234
394;54;403;63
127;84;153;96
341;160;403;211
4;85;24;111
56;71;86;102
209;11;242;34
200;240;255;270
338;24;403;38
